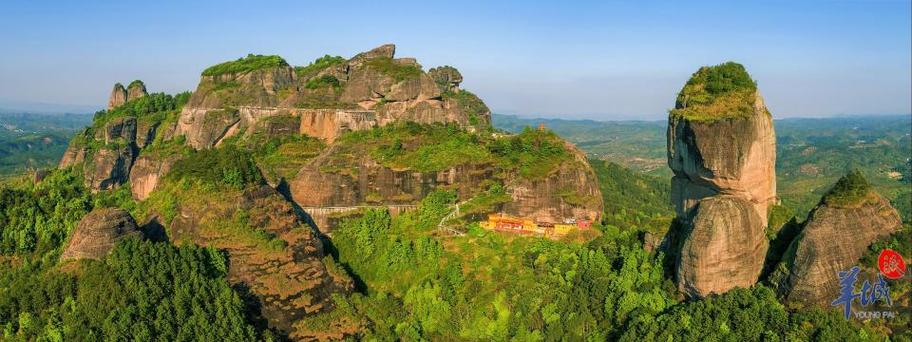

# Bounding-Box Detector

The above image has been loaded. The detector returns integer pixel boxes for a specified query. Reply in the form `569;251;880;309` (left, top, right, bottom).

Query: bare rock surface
778;190;902;307
61;208;142;261
677;196;768;298
107;83;127;110
176;44;489;149
126;80;147;101
668;92;777;225
129;154;178;200
83;146;134;191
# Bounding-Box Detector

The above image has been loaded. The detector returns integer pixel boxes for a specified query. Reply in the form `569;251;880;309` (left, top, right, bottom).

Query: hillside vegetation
670;62;761;122
330;123;573;180
201;54;289;76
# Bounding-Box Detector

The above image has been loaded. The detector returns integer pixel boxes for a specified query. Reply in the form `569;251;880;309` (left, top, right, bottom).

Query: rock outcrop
167;185;353;335
107;83;127;110
501;144;603;224
176;44;490;149
777;172;902;307
60;208;142;261
101;117;137;144
129;154;178;200
126;80;147;101
668;94;776;225
290;136;602;234
667;62;773;298
107;80;147;110
59;137;87;168
428;66;463;92
83;146;135;191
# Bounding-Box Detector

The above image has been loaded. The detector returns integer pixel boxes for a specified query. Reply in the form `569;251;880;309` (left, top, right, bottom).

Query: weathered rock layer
778;186;902;307
168;185;353;334
61;208;142;261
668;92;777;225
677;196;768;298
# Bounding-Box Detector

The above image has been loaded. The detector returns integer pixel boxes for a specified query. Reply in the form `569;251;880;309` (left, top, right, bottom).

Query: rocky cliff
289;125;602;234
177;44;491;149
126;80;147;101
166;184;353;335
776;172;902;307
107;83;127;110
668;62;773;298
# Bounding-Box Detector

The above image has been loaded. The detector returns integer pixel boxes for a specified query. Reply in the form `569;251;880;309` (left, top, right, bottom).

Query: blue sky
0;0;909;119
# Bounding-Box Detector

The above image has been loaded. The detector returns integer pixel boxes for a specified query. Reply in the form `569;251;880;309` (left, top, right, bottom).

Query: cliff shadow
274;178;369;294
760;217;803;282
140;217;169;243
275;178;321;234
232;282;291;341
657;218;689;282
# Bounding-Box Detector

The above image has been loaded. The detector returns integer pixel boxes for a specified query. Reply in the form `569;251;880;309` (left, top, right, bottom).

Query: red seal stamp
877;249;906;280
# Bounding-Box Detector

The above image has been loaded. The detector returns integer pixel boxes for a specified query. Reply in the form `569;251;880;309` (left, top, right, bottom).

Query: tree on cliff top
822;170;873;207
201;54;289;76
671;62;760;122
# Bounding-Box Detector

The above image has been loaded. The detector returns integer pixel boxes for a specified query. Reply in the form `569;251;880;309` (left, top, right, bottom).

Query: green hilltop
822;170;874;207
670;62;761;122
201;54;289;77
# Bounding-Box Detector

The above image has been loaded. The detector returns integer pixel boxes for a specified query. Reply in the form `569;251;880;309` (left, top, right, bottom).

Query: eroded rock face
778;193;902;307
290;142;602;234
102;117;137;145
677;196;768;298
428;66;463;92
126;80;147;101
667;92;777;225
108;83;127;110
177;44;490;149
290;151;492;208
135;119;159;148
84;146;135;191
61;208;142;261
129;154;178;200
501;144;603;224
179;107;241;149
167;185;352;335
59;143;87;168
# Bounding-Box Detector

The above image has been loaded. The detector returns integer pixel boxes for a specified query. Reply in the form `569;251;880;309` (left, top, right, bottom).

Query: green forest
0;164;894;340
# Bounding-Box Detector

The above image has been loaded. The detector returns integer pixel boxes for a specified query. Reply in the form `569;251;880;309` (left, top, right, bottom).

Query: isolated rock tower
107;83;127;110
667;62;775;298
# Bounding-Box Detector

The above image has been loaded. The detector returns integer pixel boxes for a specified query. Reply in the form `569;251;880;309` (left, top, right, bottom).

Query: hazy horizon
1;0;910;120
